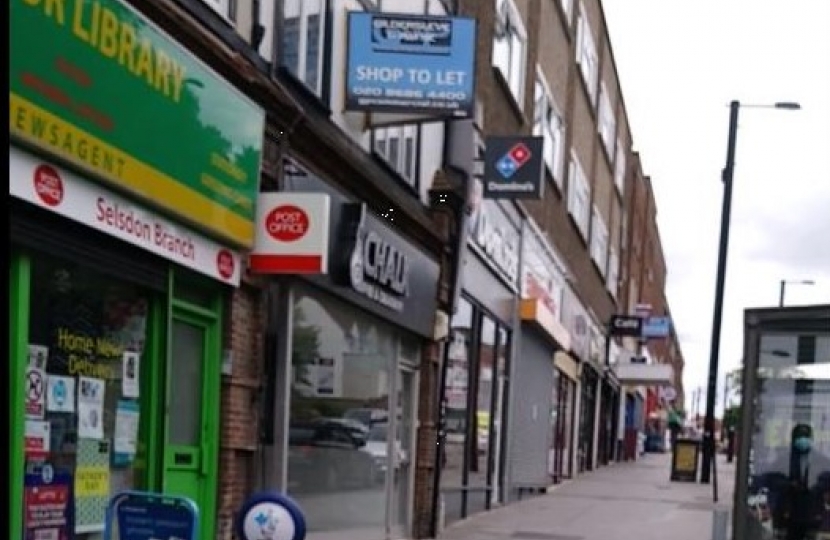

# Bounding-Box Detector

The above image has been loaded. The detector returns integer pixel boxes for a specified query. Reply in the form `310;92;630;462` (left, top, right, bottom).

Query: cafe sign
10;0;265;248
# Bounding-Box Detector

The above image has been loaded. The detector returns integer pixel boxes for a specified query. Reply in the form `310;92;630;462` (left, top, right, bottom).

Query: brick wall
217;275;267;540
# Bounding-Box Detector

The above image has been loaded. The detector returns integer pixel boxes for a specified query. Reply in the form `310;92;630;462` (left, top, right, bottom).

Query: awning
613;362;674;386
554;351;579;382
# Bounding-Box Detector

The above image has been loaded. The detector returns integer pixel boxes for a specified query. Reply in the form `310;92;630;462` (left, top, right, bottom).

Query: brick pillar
216;276;267;540
413;340;442;538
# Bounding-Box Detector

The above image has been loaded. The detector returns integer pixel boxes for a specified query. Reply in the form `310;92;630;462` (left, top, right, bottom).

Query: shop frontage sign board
10;0;265;248
522;219;566;319
345;12;476;117
609;315;643;338
483;136;544;199
10;146;242;286
642;316;671;338
250;193;331;275
468;187;521;290
328;202;440;337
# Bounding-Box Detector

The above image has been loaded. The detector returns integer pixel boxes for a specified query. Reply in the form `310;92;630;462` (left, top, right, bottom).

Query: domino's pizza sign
236;492;306;540
483;136;544;199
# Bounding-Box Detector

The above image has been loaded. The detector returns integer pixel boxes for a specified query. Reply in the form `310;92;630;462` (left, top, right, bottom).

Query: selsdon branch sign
9;0;265;248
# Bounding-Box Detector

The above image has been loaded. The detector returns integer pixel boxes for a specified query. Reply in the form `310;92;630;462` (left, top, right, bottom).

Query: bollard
711;508;729;540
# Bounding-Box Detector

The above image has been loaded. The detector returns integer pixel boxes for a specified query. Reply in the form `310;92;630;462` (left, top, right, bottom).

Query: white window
567;153;590;238
606;248;619;297
533;70;566;187
575;4;598;103
201;0;231;20
493;0;527;107
613;137;626;194
560;0;574;25
283;0;326;96
374;125;419;187
598;83;616;156
589;206;608;275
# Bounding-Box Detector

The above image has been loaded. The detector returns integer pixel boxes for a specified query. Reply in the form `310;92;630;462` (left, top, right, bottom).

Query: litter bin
670;438;700;482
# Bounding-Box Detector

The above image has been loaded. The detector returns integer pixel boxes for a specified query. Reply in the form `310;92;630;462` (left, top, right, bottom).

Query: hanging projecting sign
608;315;644;338
249;193;331;275
642;316;672;338
345;12;476;116
483;136;544;199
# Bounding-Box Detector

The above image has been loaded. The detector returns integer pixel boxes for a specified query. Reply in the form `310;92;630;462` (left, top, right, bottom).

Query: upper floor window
606;248;619;298
373;125;419;188
575;4;598;104
560;0;574;27
567;153;590;239
493;0;527;108
533;71;566;188
202;0;231;21
283;0;326;97
614;137;626;194
590;207;609;275
598;83;616;156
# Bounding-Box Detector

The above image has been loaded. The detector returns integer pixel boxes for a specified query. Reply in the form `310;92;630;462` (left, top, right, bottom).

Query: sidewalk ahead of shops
438;452;736;540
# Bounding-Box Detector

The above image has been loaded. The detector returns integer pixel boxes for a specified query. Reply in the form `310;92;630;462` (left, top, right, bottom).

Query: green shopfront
8;0;265;539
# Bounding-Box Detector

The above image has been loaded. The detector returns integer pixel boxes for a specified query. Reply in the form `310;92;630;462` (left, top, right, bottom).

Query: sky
602;0;830;414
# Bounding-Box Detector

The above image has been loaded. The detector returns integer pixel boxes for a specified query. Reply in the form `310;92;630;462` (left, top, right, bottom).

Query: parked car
359;422;407;482
287;419;377;493
343;407;389;428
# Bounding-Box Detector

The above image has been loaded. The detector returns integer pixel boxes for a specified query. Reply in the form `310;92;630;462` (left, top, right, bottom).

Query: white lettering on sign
10;145;241;285
349;229;410;311
469;201;519;286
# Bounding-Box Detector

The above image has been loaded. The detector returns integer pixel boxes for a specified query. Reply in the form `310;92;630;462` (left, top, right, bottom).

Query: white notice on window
78;376;105;440
46;375;76;413
121;351;140;398
114;400;139;456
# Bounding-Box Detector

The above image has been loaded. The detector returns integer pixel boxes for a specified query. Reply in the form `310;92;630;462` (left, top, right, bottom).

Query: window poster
74;439;110;533
121;351;140;399
46;375;76;413
28;344;49;370
113;400;140;467
78;377;105;440
24;463;73;540
25;366;47;420
25;420;51;460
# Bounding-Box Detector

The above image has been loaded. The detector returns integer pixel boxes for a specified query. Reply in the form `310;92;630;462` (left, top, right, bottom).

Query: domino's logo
495;143;532;180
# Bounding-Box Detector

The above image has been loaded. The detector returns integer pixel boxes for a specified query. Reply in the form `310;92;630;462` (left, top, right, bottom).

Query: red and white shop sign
9;146;242;286
249;192;331;274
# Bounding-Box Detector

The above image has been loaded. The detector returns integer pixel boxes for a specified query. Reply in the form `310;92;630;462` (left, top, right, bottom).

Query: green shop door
163;308;221;539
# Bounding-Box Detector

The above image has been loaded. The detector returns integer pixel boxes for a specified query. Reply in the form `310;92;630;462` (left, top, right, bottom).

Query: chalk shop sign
345;12;476;116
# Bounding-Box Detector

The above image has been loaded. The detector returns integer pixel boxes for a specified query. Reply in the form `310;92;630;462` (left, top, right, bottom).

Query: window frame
597;83;616;157
201;0;232;22
613;137;626;195
567;152;591;239
281;0;328;98
574;4;599;104
533;68;566;189
589;206;609;276
606;248;619;297
493;0;528;109
372;124;421;189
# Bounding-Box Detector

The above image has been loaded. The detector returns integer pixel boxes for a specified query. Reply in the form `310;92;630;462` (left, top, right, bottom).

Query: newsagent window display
23;253;147;537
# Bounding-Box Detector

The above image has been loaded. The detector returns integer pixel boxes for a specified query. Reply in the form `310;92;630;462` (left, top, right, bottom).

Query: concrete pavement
438;452;736;540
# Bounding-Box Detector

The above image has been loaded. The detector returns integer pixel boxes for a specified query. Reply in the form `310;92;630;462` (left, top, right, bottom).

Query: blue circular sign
236;492;306;540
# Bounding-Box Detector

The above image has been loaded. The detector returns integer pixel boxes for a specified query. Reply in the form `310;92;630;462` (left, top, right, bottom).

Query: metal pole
700;100;740;485
779;280;786;307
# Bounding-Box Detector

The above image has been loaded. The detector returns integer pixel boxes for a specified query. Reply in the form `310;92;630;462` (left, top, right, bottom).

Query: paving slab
438;453;736;540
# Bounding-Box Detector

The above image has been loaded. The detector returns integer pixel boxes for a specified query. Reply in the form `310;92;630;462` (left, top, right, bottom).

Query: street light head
774;101;801;110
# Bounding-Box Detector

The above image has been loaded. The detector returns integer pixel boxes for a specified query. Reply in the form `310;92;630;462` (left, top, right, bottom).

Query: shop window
24;252;151;537
286;286;420;538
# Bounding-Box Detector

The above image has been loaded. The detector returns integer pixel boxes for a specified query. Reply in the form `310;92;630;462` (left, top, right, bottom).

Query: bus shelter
734;305;830;540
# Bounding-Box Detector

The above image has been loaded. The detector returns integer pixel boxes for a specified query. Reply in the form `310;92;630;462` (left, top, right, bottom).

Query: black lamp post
699;101;800;490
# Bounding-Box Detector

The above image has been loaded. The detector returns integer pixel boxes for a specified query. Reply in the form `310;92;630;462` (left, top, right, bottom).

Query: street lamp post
779;279;816;306
699;100;800;490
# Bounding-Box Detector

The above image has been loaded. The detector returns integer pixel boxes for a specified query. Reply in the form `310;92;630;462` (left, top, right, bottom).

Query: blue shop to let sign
345;12;476;116
642;316;672;338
